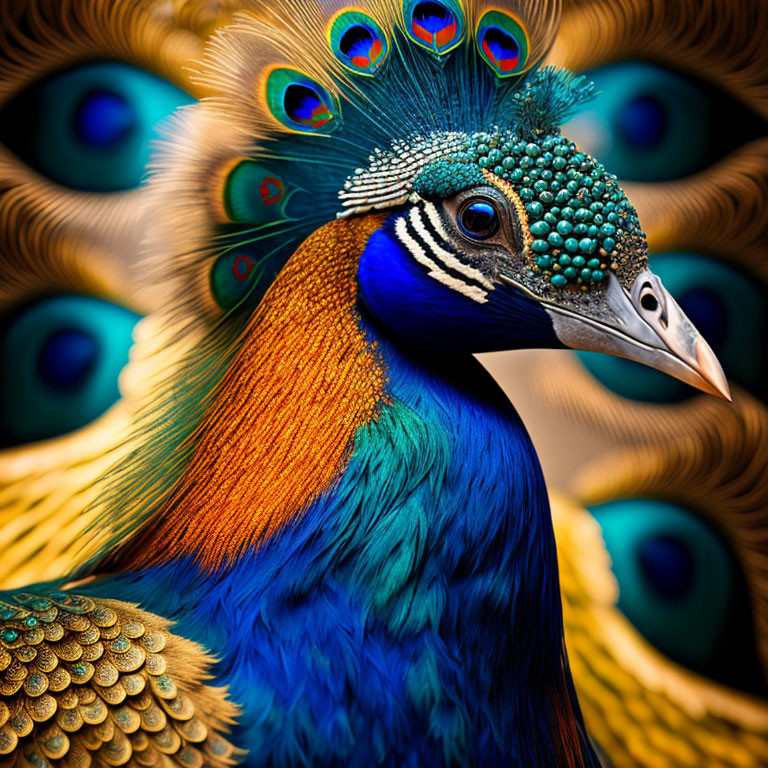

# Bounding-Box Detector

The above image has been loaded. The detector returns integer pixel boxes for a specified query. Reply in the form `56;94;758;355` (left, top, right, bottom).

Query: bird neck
318;325;586;767
112;214;389;571
112;213;562;617
102;214;588;765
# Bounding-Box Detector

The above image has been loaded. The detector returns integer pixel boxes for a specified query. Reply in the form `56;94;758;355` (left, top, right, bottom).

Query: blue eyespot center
74;90;136;149
38;328;100;392
637;534;695;601
0;62;194;191
458;200;499;239
408;0;460;52
617;94;669;148
0;295;140;445
590;498;767;695
482;28;520;70
284;84;333;128
340;25;374;58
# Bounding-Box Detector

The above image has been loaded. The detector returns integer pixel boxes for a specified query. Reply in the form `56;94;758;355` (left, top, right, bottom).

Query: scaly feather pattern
0;591;241;765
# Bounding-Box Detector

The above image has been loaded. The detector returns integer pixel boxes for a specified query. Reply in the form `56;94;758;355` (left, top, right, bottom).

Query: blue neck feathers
82;312;593;766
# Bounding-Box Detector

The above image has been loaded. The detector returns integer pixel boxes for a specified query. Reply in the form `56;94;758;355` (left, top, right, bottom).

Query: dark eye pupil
459;200;499;239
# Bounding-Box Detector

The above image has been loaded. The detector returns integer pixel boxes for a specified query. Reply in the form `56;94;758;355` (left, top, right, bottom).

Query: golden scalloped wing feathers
0;593;241;767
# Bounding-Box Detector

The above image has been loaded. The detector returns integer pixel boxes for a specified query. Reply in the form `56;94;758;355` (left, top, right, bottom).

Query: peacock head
349;126;729;399
193;0;729;399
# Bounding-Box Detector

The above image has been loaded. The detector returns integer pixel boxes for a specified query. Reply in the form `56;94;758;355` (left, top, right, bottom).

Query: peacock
0;0;731;765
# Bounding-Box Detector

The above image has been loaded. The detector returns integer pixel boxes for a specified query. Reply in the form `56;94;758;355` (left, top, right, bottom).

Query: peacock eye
0;296;141;446
590;499;766;695
0;61;194;192
561;62;762;182
458;199;500;240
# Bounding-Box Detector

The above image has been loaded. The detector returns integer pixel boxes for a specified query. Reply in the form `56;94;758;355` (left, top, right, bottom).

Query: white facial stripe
410;206;495;291
422;201;450;239
395;216;488;304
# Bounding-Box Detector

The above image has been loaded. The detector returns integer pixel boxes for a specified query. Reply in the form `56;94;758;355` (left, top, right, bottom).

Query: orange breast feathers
121;214;388;571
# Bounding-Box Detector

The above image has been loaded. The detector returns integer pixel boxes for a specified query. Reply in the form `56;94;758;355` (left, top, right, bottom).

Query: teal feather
510;67;598;139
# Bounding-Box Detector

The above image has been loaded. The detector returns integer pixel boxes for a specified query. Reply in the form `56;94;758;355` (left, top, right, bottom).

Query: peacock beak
541;270;732;400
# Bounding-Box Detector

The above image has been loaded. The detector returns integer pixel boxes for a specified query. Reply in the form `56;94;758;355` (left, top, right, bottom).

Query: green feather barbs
511;68;598;139
213;159;314;311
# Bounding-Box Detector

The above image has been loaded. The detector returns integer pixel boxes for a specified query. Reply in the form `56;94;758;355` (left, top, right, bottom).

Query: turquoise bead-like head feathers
144;0;727;408
186;0;643;311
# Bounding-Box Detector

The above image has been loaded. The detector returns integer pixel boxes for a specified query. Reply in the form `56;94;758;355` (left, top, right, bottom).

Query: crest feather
511;66;597;138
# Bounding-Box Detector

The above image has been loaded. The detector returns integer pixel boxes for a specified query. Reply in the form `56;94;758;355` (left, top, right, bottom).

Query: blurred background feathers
0;0;767;765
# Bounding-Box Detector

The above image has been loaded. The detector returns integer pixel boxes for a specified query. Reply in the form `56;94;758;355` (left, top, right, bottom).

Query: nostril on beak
635;276;674;330
639;286;668;327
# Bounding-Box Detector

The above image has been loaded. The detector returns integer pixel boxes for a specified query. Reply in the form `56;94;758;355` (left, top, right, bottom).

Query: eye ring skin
440;185;525;254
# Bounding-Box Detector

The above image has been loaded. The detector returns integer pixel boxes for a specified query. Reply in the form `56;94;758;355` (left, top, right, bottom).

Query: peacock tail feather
171;0;247;37
553;492;768;768
0;0;205;300
0;0;211;587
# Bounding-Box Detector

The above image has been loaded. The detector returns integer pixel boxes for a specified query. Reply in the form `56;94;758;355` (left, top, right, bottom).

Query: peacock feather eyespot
221;159;289;224
210;251;269;312
329;11;389;76
404;0;465;55
476;11;529;77
0;61;194;192
561;62;765;183
0;296;141;446
264;68;340;134
590;499;767;694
